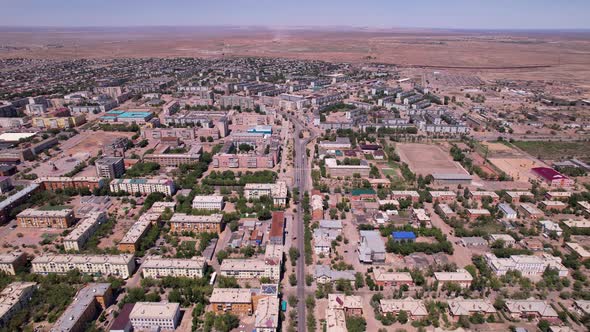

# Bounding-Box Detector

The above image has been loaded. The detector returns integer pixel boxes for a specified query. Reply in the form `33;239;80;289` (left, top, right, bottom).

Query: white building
130;302;181;331
32;254;135;279
484;253;569;277
0;252;26;275
220;244;282;281
244;181;288;206
109;178;176;196
192;195;225;210
142;256;207;278
63;212;107;251
539;220;563;237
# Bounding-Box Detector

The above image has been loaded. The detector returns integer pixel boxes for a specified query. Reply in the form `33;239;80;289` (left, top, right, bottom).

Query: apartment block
434;269;473;289
191;195;225;210
328;294;363;316
169;213;223;234
254;296;279;332
380;298;428;320
448;298;496;321
220;245;282;281
130;302;181;331
109;178;176;196
484;253;569;277
51;283;113;332
118;218;152;253
95;156;125;179
212;153;275;169
518;202;545;219
16;208;75;228
373;269;413;287
243;181;288;206
36;176;105;191
144;145;202;167
210;288;254;315
142;256;207;278
0;282;37;326
0;252;27;275
32;254;135;279
324;158;370;177
63;212;107;251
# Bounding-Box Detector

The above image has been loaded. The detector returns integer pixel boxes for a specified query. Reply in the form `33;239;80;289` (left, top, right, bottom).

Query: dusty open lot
396;143;469;176
488;157;545;182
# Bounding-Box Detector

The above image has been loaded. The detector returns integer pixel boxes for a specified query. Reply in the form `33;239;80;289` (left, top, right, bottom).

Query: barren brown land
1;27;590;88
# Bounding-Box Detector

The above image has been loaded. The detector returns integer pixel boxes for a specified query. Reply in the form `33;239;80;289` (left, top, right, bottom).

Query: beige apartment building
243;181;288;206
32;254;135;279
169;213;223;234
0;282;38;326
142;256;207;278
0;252;27;275
63;212;107;251
16;208;75;228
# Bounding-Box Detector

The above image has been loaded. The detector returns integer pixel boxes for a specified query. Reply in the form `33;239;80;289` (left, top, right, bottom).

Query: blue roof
391;231;416;239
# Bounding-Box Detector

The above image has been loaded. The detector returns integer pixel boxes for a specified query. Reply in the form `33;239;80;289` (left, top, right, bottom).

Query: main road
284;111;316;332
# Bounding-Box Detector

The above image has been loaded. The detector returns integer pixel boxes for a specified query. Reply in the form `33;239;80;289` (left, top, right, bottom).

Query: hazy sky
3;0;589;30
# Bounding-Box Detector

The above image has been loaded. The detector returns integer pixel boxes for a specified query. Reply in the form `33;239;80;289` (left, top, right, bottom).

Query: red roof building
269;211;285;245
531;167;574;188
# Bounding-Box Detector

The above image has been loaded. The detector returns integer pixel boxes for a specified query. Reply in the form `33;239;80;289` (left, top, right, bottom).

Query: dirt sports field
483;142;548;182
396;143;469;176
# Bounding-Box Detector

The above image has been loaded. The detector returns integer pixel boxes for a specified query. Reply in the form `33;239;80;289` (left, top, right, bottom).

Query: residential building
484;253;569;277
142;256;207;278
243;181;288;206
169;213;223;234
328;294;363;316
311;194;324;220
36;176;105;192
326;308;347;332
437;203;456;218
95;157;125;179
539;220;563;237
220;245;282;281
505;191;534;203
434;269;473;289
16;208;75;228
380;298;428;319
32;115;86;129
411;208;431;226
467;209;491;221
540;200;567;211
63;212;107;251
0;252;27;275
210;288;254;315
315;266;355;284
459;237;488;247
32;254;135;279
50;283;112;332
0;176;12;194
505;299;559;323
269;211;285;245
545;191;572;201
447;298;496;321
0;282;37;326
109;178;176;196
324;158;370;177
498;203;518;219
519;203;545;219
254;296;280;332
118;218;153;253
358;230;386;264
488;234;516;247
373;269;413;287
573;300;590;316
129;302;180;331
469;190;500;204
191;195;225;211
144;145;203;167
565;242;590;259
429;191;456;202
562;219;590;229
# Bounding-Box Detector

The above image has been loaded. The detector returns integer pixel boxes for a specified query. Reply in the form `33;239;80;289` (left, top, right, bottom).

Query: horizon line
0;24;589;32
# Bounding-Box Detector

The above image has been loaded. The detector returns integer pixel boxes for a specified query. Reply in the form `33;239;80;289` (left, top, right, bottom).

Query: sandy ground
396;143;469;176
488;157;545;182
